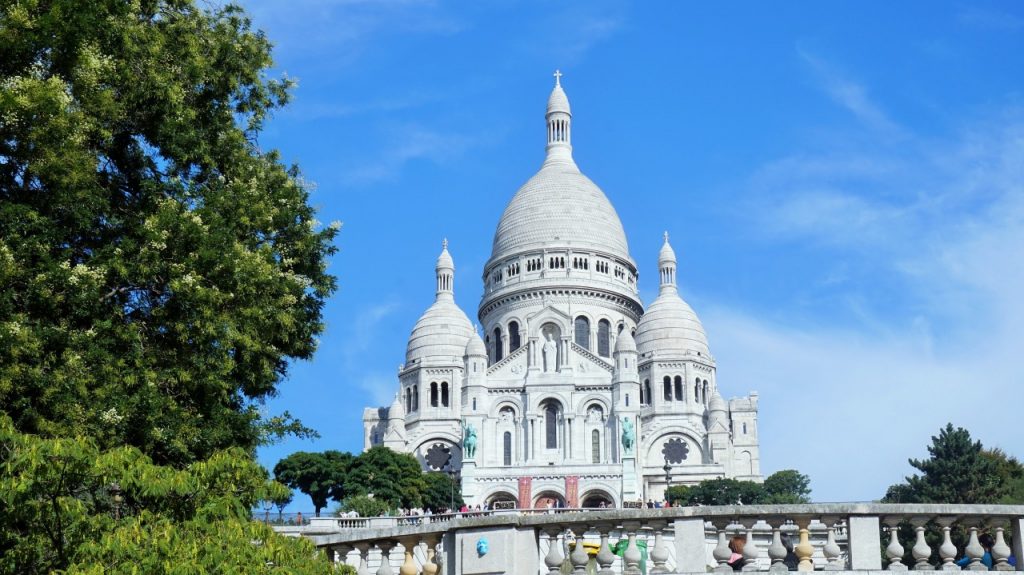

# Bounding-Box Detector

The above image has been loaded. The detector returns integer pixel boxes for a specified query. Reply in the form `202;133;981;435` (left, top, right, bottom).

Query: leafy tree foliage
421;471;464;512
666;470;812;506
337;495;391;518
0;417;343;574
344;447;427;509
0;0;337;467
274;451;352;516
883;424;1005;504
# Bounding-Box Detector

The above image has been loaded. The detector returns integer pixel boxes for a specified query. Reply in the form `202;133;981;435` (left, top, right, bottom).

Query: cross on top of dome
553;69;562;86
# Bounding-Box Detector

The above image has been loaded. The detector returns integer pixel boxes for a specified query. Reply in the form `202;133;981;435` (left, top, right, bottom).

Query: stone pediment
486;345;528;378
570;342;613;374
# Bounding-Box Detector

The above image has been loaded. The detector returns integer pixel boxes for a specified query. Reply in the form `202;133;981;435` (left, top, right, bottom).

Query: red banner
518;476;532;509
565;475;579;508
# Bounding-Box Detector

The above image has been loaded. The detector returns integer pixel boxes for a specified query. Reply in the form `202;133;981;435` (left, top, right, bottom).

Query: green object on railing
609;539;648;575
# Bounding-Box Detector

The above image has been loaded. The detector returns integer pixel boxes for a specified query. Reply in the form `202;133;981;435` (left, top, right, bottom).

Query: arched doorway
533;491;566;509
580;490;615;509
485;491;518;510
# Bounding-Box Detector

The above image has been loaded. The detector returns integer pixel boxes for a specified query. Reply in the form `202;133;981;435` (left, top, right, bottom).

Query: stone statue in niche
542;333;558;372
587;406;603;423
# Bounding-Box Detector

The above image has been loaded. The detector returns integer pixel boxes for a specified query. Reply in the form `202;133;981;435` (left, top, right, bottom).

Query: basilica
362;74;760;509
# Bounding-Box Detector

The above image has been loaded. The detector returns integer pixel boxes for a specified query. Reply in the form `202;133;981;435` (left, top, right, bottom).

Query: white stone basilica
362;74;760;509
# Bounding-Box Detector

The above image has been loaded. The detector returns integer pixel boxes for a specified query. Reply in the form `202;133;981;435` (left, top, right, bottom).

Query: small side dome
405;299;474;364
614;326;637;354
465;330;487;357
635;293;711;359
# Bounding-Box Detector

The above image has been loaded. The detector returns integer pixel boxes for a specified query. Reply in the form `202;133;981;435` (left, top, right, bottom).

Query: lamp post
110;482;123;520
447;466;458;512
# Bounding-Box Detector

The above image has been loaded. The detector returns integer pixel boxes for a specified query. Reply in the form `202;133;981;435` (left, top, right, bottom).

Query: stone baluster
911;518;935;571
936;518;960;571
767;519;788;572
593;524;617;575
399;538;419;575
794;517;815;572
570;528;590;575
421;535;440;575
741;519;762;572
543;526;565;575
334;545;353;568
884;517;908;571
354;542;371;575
992;523;1013;571
964;527;986;571
648;521;670;574
622;521;643;575
713;520;734;573
822;517;844;571
377;540;396;575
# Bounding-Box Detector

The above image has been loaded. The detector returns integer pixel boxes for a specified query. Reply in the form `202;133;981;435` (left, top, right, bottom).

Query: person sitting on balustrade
728;535;747;571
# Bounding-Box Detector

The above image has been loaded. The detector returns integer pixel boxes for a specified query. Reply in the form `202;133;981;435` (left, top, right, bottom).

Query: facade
362;74;760;508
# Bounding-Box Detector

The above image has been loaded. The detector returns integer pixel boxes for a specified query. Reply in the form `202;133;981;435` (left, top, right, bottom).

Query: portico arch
533;490;566;509
484;490;519;509
580;489;616;508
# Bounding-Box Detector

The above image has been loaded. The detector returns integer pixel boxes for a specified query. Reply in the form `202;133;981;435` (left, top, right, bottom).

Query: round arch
483;489;519;509
580;489;616;508
533;490;566;509
488;398;523;419
642;427;705;465
574;393;611;416
413;434;463;471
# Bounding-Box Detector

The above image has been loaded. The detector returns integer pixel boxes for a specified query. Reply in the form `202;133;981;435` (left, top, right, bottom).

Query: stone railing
296;504;1024;575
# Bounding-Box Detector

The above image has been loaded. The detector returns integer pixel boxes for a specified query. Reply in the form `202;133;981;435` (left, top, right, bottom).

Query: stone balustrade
292;504;1024;575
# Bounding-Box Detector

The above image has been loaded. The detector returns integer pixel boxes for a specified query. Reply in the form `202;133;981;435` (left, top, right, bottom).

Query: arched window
617;323;625;334
674;376;683;401
441;382;449;407
742;422;748;434
574;316;590;350
597;319;611;357
694;378;701;404
592;430;601;463
472;397;477;411
430;382;438;407
639;380;646;405
413;385;419;411
703;380;710;405
508;321;521;352
644;380;652;406
503;431;512;466
493;327;503;362
405;388;411;413
545;402;559;449
663;376;672;401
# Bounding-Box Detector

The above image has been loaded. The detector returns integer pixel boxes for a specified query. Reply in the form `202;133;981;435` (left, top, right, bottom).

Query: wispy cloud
717;77;1024;499
798;49;906;139
342;126;476;184
338;302;403;407
957;6;1024;31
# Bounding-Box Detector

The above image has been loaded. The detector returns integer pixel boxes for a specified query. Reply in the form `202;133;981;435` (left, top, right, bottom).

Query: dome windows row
486;315;626;365
402;381;452;413
484;251;637;292
638;376;711;407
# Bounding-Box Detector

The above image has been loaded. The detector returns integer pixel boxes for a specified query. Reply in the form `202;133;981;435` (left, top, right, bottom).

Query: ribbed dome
547;82;570;115
709;390;727;412
635;291;711;359
405;299;474;364
491;161;630;260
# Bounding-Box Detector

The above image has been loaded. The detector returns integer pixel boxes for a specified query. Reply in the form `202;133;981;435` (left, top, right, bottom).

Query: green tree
883;424;1003;504
274;451;352;517
422;471;464;512
762;469;812;503
0;416;343;574
983;449;1024;504
0;0;337;468
337;495;391;518
345;447;427;509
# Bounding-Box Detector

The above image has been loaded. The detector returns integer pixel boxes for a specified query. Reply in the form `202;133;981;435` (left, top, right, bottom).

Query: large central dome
491;161;630;259
488;74;631;265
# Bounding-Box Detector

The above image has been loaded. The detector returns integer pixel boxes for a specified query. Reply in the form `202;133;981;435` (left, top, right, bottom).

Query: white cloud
713;60;1024;501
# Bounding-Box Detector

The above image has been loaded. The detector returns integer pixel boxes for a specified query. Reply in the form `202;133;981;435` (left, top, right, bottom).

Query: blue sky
239;0;1024;506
